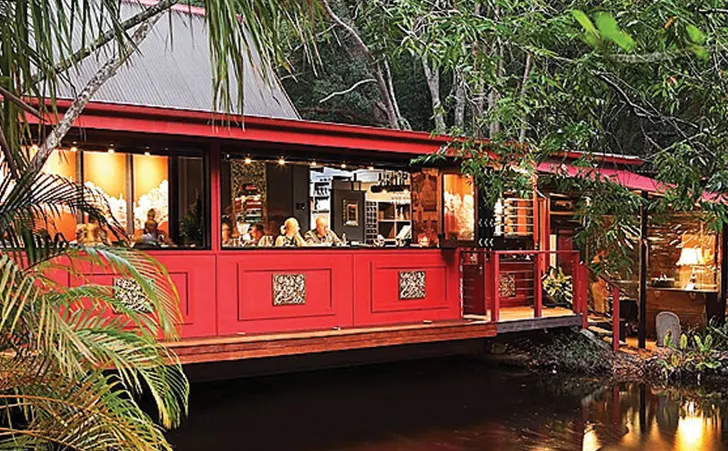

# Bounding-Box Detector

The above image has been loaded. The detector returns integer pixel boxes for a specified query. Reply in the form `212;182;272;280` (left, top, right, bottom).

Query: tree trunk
29;15;163;173
472;3;486;138
518;53;532;142
454;70;465;130
321;0;401;129
384;60;409;130
488;37;504;138
422;58;445;132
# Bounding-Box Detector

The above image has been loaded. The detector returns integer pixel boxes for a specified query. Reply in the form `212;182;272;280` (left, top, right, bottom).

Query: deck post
578;260;589;329
612;284;620;351
638;190;649;349
492;252;500;323
534;252;543;318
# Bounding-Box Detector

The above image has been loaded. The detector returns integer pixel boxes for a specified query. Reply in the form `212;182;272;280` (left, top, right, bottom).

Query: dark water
168;357;728;450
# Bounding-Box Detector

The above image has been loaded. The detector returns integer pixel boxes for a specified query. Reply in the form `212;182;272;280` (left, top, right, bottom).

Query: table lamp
676;247;704;289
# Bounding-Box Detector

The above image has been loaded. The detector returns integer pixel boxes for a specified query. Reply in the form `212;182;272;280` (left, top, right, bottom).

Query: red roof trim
537;162;723;203
38;100;452;156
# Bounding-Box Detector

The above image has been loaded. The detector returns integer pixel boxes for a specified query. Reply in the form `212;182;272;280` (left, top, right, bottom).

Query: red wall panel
353;250;461;326
149;252;218;338
217;251;355;335
67;252;218;339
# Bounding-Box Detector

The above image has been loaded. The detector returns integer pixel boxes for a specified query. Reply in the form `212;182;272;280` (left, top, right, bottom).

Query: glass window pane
133;154;169;237
443;173;475;241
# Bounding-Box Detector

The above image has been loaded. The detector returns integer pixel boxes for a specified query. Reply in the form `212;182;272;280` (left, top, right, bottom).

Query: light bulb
244;157;252;164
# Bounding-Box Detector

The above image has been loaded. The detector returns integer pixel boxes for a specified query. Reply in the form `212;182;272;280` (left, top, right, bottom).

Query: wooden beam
167;321;497;364
495;314;582;333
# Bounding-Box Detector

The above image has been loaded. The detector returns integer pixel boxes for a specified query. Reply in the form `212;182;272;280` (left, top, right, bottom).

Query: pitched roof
56;1;299;119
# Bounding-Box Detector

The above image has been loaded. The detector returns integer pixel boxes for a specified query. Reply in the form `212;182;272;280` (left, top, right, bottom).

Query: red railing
584;269;624;352
461;249;588;324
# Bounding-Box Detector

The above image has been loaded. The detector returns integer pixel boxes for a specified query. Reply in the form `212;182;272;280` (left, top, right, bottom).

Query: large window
42;147;207;249
649;213;719;291
219;155;471;249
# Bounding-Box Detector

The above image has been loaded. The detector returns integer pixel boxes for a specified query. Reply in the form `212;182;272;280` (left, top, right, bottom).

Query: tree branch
29;14;164;173
320;0;400;129
319;78;376;103
28;0;180;91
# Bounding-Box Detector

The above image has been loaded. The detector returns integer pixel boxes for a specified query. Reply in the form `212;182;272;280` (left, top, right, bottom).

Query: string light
310;161;317;167
244;157;252;165
69;146;78;152
107;148;115;154
144;151;151;157
368;165;375;171
340;163;347;169
278;157;286;166
30;144;39;152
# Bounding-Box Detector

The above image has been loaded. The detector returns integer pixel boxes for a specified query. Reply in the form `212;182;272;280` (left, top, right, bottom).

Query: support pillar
638;191;649;349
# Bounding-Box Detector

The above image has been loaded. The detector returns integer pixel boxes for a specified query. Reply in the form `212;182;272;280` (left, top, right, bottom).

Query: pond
167;357;728;450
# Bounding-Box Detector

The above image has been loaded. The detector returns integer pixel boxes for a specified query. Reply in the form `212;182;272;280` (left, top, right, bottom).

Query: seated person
275;217;305;247
77;216;111;246
136;209;170;247
221;218;238;247
304;217;343;246
245;223;273;247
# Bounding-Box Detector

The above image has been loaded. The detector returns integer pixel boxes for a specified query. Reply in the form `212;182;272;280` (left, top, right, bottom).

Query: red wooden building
41;1;722;366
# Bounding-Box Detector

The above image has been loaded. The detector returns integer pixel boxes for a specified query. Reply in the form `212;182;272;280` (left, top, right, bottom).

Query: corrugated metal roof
56;2;299;119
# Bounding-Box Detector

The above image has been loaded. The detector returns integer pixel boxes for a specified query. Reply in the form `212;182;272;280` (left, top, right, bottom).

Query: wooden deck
466;306;582;333
167;306;581;365
168;319;497;365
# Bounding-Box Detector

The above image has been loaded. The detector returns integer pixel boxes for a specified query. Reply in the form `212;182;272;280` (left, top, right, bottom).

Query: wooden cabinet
646;288;718;337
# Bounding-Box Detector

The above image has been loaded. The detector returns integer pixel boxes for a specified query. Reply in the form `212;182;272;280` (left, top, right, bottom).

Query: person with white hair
274;217;305;247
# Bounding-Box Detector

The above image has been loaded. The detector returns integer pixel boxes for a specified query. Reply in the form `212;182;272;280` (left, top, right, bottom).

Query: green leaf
686;24;707;45
594;12;635;51
572;10;598;34
694;335;704;349
687;43;709;60
571;10;601;48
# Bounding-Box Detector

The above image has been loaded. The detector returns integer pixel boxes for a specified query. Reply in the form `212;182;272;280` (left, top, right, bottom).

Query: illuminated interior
220;156;476;249
41;147;205;249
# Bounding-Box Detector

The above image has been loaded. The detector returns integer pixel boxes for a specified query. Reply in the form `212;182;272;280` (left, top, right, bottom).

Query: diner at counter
222;216;439;248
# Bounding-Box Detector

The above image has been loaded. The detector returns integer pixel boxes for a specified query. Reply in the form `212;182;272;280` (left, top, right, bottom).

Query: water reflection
168;357;728;450
584;384;726;450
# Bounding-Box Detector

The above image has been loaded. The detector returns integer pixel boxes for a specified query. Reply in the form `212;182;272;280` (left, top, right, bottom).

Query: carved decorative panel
113;278;154;313
399;270;426;300
273;273;307;306
231;160;267;225
499;273;516;298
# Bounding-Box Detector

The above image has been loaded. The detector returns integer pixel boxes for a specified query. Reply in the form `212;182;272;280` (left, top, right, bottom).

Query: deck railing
585;269;625;351
461;249;587;325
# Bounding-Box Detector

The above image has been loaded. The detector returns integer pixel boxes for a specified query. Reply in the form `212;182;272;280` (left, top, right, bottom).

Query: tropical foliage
0;163;190;449
0;0;321;449
283;0;728;274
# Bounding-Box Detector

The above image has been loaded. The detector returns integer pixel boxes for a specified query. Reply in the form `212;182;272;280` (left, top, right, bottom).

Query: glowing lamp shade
676;248;705;266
